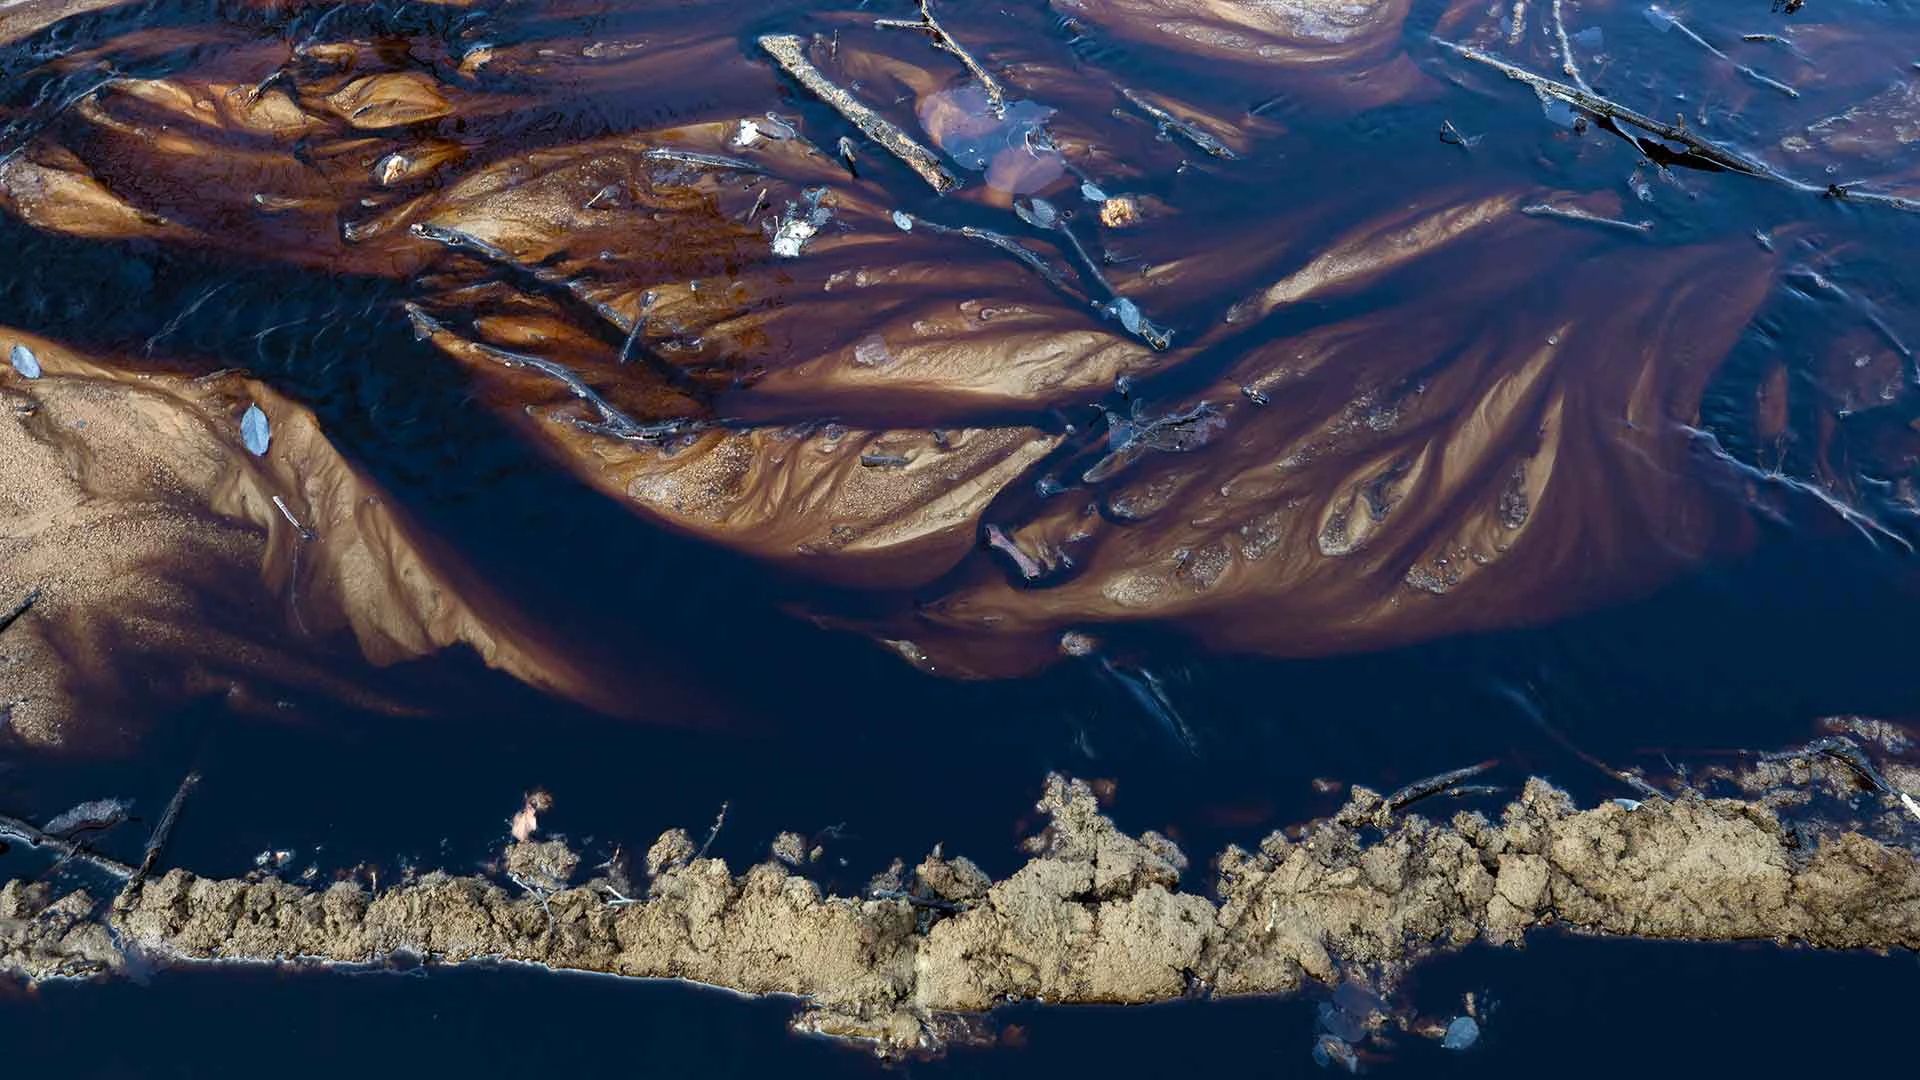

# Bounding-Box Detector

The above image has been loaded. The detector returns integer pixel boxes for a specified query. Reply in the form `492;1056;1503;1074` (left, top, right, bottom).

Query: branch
0;813;136;880
1;587;40;636
759;34;960;193
874;0;1007;114
129;771;199;890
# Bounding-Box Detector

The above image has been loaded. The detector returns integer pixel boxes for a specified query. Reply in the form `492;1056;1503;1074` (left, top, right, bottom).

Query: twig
904;214;1084;297
130;771;200;889
1386;761;1498;813
1648;6;1798;99
600;882;643;906
1521;203;1653;233
402;304;699;445
0;813;136;880
1439;39;1764;175
640;147;765;172
1438;40;1917;213
759;34;960;192
271;496;316;540
874;0;1007;114
509;871;558;930
1;588;41;636
1118;87;1238;160
695;800;730;860
1549;0;1590;92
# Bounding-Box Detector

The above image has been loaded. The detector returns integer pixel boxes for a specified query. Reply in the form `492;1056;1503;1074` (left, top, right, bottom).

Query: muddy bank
5;758;1917;1057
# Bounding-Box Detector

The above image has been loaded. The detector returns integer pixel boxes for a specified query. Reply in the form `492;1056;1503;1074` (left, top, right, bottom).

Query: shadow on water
0;934;1910;1076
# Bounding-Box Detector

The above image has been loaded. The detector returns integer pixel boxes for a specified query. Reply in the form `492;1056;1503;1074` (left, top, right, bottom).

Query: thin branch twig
0;813;137;879
1;588;41;636
1437;39;1920;214
695;800;730;860
130;771;200;889
874;0;1007;114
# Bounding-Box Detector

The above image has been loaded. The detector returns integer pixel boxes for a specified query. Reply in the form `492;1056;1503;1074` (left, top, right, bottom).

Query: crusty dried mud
6;768;1917;1056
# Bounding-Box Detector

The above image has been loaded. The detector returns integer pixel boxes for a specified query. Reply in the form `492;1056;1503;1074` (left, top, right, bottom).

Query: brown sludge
5;770;1917;1055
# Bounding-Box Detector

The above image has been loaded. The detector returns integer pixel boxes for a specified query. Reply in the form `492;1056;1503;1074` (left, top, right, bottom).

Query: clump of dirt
6;766;1919;1056
0;881;120;981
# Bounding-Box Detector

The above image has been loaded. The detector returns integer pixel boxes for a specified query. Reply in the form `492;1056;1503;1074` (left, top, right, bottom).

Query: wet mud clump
6;767;1917;1056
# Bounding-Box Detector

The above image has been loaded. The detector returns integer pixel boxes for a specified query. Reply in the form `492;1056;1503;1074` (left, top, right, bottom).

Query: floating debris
1098;194;1143;228
731;118;764;147
7;343;39;379
240;404;271;456
1080;181;1108;202
770;187;834;258
1440;119;1482;149
771;217;818;258
1521;203;1653;233
891;210;914;231
1084;400;1224;483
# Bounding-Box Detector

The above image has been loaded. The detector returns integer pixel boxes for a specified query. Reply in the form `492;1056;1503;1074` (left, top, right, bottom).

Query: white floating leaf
241;403;271;456
9;343;40;379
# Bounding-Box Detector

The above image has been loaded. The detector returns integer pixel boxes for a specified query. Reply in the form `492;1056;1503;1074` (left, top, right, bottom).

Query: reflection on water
0;0;1916;774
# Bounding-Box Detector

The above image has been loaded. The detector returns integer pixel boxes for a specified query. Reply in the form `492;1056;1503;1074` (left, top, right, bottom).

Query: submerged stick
759;34;960;193
904;214;1083;297
130;772;200;889
1521;203;1653;234
1648;6;1799;100
0;587;40;636
0;813;136;880
1438;40;1918;214
402;304;699;445
874;0;1007;114
696;801;730;860
1118;87;1238;160
1549;0;1590;92
1385;761;1498;813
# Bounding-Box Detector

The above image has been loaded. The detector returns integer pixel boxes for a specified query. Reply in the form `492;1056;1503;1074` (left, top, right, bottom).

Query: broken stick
1439;39;1920;215
1;587;41;636
759;34;960;193
874;0;1007;114
0;812;137;879
129;771;200;888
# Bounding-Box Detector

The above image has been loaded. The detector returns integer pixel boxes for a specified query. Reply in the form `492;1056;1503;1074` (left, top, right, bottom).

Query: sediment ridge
5;755;1918;1057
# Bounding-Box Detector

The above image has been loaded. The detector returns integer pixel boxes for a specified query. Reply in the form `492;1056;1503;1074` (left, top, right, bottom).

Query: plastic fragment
892;210;914;231
8;343;40;379
1081;181;1108;202
241;404;271;456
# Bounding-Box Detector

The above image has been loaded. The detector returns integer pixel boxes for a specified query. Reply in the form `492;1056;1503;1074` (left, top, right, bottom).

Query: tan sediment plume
0;1;1906;702
4;760;1918;1055
1049;0;1425;107
0;329;615;747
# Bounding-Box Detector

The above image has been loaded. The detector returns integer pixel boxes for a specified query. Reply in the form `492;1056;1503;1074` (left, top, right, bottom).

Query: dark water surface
3;0;1920;1071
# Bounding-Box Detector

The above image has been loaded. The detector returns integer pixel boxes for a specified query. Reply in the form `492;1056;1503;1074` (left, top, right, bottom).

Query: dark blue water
4;0;1920;1071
